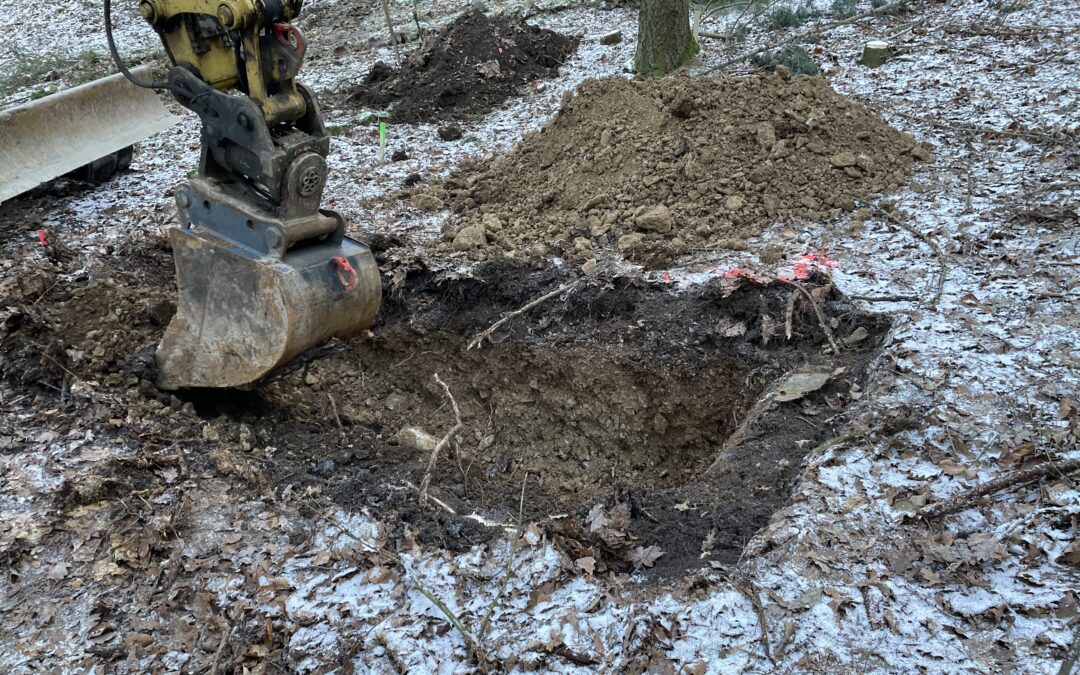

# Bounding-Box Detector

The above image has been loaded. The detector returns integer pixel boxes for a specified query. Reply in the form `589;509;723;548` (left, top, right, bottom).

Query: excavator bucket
155;227;382;390
0;66;178;203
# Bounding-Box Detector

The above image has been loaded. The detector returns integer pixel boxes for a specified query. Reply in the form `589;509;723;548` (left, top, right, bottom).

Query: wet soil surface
349;10;578;123
417;73;934;269
2;242;889;578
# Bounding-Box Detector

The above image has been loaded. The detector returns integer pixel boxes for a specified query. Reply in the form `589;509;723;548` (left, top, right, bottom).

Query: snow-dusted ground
1;0;1078;672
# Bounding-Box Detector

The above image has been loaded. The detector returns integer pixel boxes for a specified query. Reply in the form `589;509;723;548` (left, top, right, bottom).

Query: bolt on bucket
155;227;381;390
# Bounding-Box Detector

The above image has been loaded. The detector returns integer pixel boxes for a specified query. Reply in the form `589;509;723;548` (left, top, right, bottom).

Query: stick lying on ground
878;208;948;309
419;374;463;505
467;280;580;350
920;456;1080;519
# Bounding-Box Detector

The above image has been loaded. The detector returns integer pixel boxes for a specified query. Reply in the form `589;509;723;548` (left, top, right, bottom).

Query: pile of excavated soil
349;10;578;123
424;72;934;268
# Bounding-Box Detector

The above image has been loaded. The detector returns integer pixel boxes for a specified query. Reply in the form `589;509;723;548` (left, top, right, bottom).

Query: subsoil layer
349;10;578;123
1;244;889;577
421;72;934;268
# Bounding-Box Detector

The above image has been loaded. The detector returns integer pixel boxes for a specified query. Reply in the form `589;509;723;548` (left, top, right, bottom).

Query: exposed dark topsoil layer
417;72;934;268
349;10;578;123
2;241;889;578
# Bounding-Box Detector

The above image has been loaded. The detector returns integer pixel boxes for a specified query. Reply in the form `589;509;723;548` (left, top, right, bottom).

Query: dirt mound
350;10;578;123
429;73;934;268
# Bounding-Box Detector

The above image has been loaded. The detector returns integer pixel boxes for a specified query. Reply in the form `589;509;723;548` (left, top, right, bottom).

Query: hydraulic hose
103;0;183;95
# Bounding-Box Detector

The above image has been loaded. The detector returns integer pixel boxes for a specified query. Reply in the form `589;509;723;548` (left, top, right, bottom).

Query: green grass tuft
750;45;819;75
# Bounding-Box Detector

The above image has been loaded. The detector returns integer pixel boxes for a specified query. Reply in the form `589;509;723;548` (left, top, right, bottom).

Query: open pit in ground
409;72;935;269
1;244;890;577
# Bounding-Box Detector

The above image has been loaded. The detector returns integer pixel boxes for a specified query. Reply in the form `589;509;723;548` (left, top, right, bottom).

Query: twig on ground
379;0;399;46
702;0;916;74
420;374;463;505
404;480;458;514
327;393;346;444
848;293;919;302
877;208;947;309
401;555;483;655
209;616;234;675
890;109;1070;145
735;577;774;663
468;280;580;350
709;391;777;472
920;457;1080;519
784;289;797;340
477;475;528;642
781;279;842;356
1060;627;1080;675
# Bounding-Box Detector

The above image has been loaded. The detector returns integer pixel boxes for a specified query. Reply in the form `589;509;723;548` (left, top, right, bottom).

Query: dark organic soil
1;240;889;578
349;10;578;123
417;72;934;268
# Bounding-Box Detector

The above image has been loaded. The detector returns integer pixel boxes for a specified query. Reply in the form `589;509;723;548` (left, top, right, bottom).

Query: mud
1;242;890;577
420;73;934;268
349;10;578;123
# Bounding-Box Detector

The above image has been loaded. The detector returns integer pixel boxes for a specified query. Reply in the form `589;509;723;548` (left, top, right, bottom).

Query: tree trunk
634;0;698;77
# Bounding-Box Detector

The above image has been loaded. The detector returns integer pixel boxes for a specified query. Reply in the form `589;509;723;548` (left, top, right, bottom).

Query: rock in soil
350;10;578;123
433;73;934;268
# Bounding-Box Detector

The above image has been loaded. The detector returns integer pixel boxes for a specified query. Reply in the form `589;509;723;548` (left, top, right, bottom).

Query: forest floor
0;0;1078;673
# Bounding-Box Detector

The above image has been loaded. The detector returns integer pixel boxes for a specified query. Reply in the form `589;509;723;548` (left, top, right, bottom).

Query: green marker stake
378;121;388;163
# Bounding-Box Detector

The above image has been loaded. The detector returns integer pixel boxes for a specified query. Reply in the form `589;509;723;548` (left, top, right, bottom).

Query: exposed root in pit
1;254;890;577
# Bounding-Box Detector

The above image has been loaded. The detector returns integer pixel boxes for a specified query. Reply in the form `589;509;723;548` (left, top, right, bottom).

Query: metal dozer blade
0;66;177;203
105;0;382;389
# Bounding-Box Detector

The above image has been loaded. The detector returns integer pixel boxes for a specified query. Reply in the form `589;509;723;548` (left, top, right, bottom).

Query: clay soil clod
350;10;578;123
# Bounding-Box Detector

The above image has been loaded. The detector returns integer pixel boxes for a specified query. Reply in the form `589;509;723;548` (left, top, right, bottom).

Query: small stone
310;459;336;477
725;195;745;211
831;151;858;168
480;213;504;231
437;124;464;141
770;140;792;159
452;225;487;251
652;413;669;436
800;195;821;209
600;30;623;46
634;204;674;233
396;426;439;452
409;192;444;211
573;237;593;252
855;154;875;172
805;141;828;155
581;259;598;275
760;245;784;264
617;232;645;251
755;123;776;150
748;166;770;184
600;129;613;146
910;144;935;162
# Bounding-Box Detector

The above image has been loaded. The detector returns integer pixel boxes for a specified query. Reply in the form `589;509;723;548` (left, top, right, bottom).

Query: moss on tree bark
634;0;698;77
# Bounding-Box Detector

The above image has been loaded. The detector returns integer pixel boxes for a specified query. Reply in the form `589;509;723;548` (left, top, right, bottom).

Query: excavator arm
108;0;382;389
